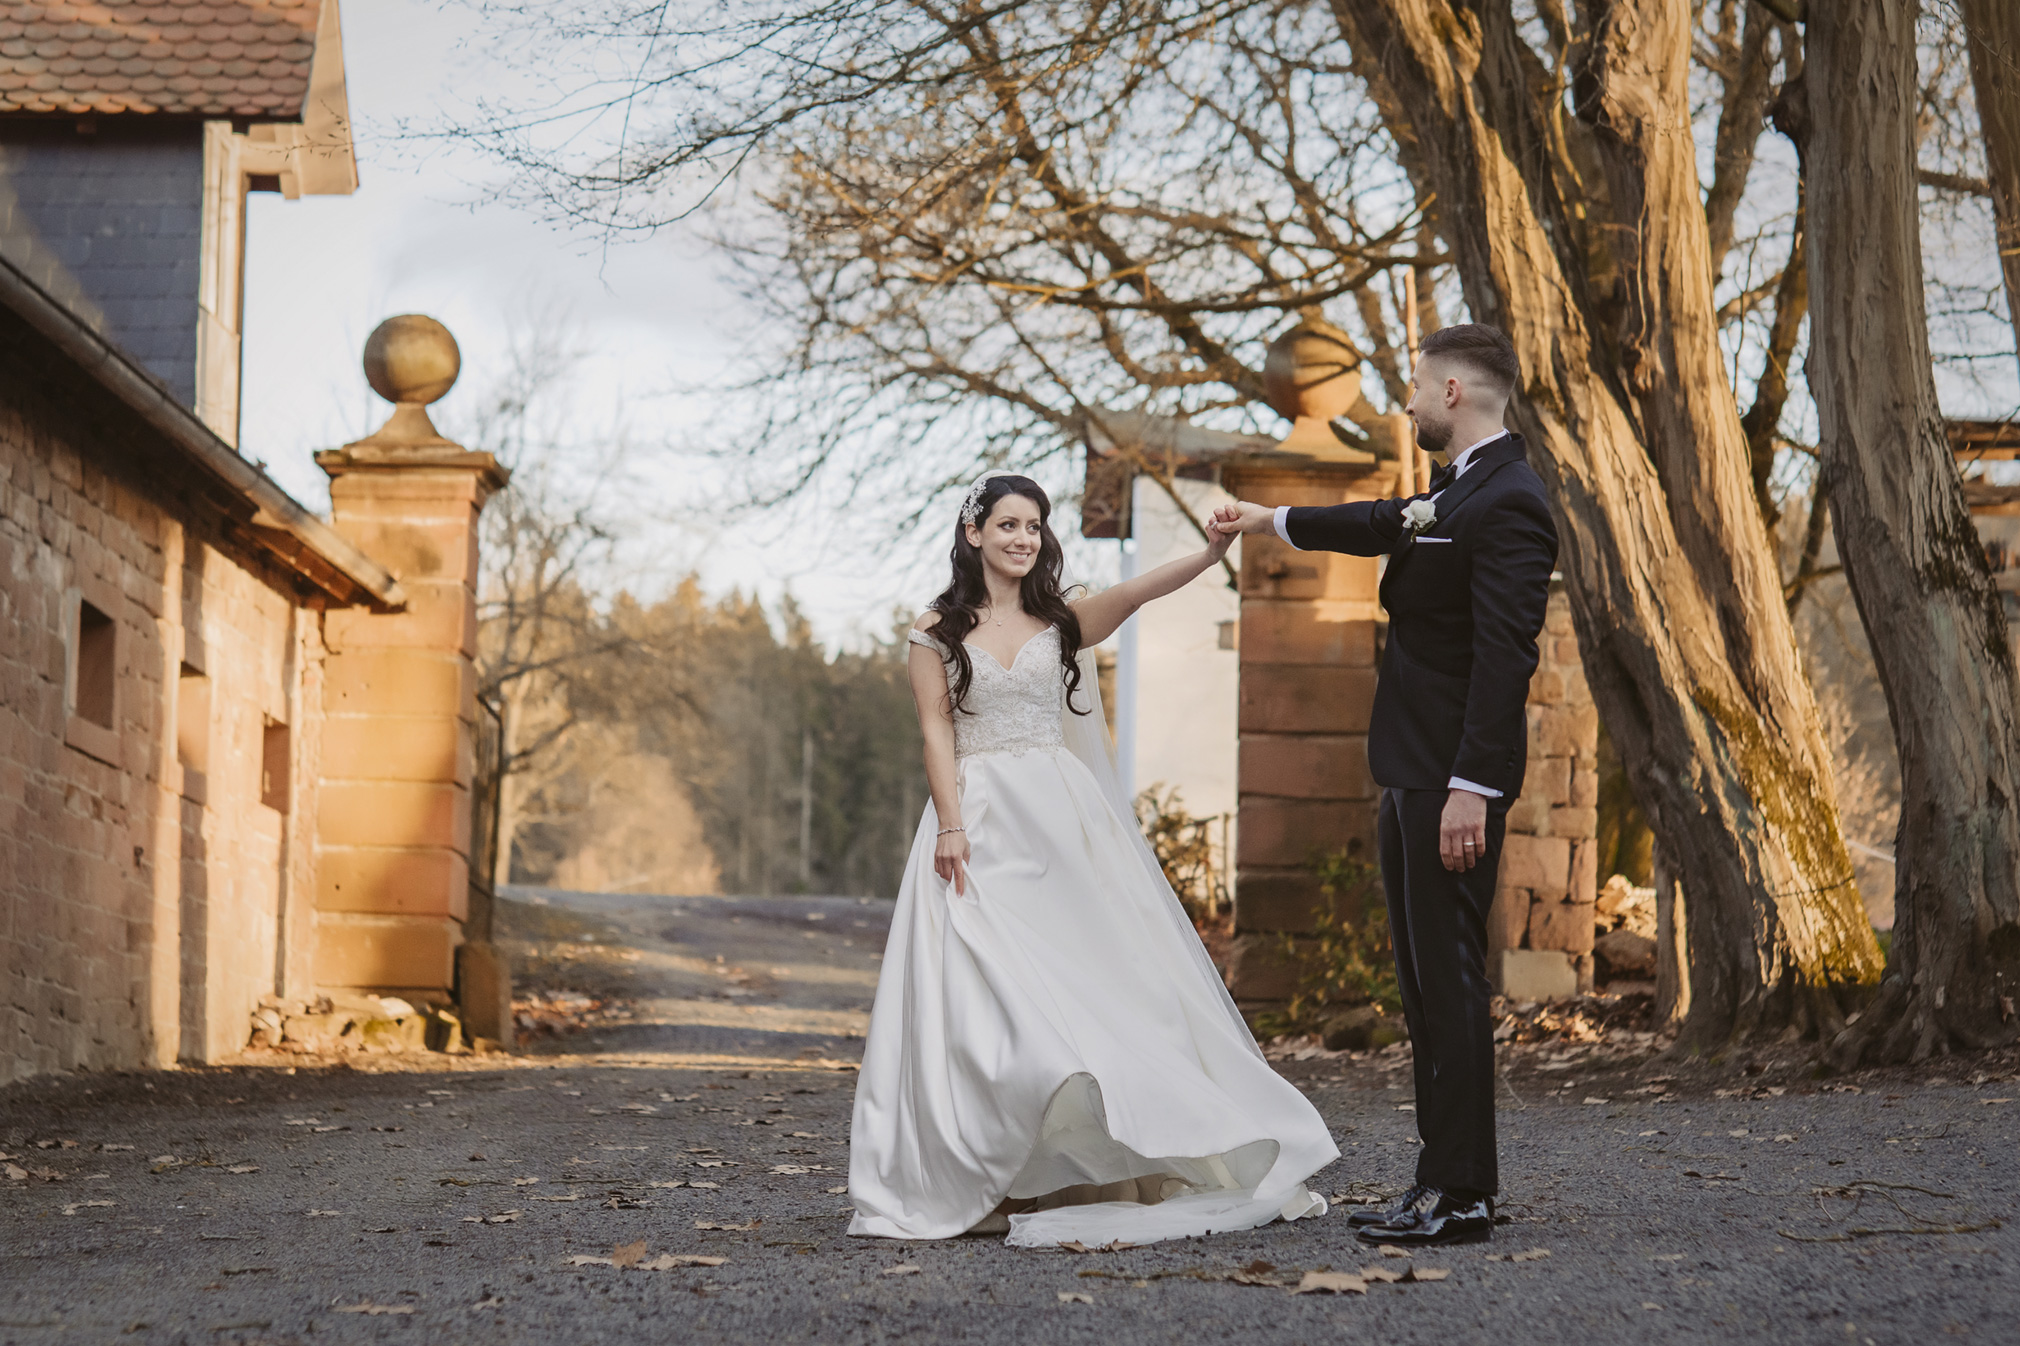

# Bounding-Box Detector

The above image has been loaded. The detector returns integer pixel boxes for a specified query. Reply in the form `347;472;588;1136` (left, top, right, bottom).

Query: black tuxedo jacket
1283;433;1558;797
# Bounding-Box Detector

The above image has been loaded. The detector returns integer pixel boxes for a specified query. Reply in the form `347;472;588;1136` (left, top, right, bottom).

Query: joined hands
1206;501;1278;540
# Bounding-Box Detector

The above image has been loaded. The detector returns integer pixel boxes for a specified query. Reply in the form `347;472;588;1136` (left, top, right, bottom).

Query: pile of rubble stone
246;994;468;1056
1592;874;1659;990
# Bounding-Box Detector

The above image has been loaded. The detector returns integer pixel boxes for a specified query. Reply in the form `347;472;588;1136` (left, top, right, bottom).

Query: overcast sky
238;0;957;649
239;1;2015;647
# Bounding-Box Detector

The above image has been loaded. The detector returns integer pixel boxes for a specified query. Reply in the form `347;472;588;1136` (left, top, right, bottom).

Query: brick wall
0;327;323;1082
1488;586;1601;991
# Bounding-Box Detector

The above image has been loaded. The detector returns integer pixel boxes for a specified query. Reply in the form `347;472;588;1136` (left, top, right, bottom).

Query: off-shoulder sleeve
907;628;945;653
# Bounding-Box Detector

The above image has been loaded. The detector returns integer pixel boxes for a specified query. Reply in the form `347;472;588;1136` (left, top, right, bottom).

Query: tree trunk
1962;0;2020;361
1802;0;2020;1063
1330;0;1881;1047
1739;198;1808;527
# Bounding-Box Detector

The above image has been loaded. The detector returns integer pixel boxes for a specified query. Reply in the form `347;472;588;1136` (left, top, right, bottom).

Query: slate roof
0;0;322;117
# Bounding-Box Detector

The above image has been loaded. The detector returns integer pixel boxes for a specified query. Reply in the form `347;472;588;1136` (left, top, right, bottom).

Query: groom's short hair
1419;324;1520;400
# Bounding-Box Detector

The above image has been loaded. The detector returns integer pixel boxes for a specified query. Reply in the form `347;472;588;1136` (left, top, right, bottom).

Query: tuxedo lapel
1420;432;1523;533
1385;435;1524;586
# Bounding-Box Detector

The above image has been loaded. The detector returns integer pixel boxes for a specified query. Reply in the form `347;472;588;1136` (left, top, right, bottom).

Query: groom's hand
1206;501;1277;537
1439;788;1489;872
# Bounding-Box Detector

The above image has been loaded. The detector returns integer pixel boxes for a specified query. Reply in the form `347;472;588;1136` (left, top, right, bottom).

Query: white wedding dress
846;625;1339;1246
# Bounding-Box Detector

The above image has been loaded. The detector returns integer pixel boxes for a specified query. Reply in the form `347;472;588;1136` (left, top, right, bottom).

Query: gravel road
2;887;2014;1345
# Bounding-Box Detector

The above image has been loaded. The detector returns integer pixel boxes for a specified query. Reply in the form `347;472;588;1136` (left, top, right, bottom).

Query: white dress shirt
1270;431;1510;799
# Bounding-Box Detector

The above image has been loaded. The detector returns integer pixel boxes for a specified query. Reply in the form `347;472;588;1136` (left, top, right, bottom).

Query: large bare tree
1800;0;2020;1061
1325;0;1880;1046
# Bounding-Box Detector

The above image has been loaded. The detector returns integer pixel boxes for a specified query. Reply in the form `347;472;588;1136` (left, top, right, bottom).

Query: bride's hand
934;830;970;896
1203;516;1236;564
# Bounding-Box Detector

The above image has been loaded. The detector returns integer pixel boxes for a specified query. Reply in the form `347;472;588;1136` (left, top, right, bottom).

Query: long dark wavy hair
926;475;1088;716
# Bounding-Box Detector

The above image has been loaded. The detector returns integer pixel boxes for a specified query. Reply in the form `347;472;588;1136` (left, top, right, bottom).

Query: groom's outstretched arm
1208;498;1406;555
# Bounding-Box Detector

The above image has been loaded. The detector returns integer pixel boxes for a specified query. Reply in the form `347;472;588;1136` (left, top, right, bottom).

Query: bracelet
937;826;965;836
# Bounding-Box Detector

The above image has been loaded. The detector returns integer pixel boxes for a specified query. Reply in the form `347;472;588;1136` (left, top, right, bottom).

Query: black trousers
1377;786;1506;1197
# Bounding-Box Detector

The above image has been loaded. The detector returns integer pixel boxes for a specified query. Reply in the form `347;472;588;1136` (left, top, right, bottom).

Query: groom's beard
1413;413;1455;457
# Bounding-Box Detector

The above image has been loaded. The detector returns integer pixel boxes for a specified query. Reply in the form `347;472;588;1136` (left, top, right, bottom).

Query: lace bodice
910;625;1067;759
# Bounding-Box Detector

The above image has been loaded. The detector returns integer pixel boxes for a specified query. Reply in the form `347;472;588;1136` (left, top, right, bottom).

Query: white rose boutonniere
1401;499;1439;536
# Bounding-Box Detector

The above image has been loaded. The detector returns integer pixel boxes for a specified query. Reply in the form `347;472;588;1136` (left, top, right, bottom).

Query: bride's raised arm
1071;522;1234;647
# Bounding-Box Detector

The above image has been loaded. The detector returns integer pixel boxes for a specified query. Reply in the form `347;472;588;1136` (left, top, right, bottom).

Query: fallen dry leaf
334;1303;414;1316
1774;1134;1797;1143
882;1264;922;1277
1378;1245;1411;1258
306;1210;341;1218
531;1194;581;1202
693;1219;759;1231
1056;1291;1094;1304
100;1144;134;1152
1582;1097;1609;1106
649;1181;686;1190
567;1255;614;1267
1058;1241;1091;1254
1293;1271;1367;1295
1405;1267;1451;1283
825;1186;849;1195
1360;1266;1403;1284
513;1177;541;1186
610;1240;648;1268
638;1255;726;1269
61;1200;114;1215
689;1182;720;1190
3;1164;25;1182
226;1165;259;1175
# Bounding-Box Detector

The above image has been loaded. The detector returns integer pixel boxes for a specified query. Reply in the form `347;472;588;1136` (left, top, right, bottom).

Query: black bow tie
1426;461;1458;496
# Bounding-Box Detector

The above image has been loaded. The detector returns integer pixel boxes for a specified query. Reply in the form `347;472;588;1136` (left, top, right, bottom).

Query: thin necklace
981;601;1008;628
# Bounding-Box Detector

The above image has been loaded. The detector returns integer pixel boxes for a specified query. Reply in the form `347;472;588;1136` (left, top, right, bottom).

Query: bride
847;472;1338;1246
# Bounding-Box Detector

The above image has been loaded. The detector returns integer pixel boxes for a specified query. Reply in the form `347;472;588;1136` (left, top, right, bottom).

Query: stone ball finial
1263;320;1362;425
363;315;460;407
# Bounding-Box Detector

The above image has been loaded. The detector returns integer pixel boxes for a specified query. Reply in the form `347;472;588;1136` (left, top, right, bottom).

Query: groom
1210;323;1557;1247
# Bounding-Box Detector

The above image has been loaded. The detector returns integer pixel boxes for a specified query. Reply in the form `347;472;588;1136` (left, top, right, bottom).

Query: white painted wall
1109;475;1241;835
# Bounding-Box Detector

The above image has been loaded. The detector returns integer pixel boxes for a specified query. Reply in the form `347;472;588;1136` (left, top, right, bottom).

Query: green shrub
1134;784;1229;925
1272;846;1398;1032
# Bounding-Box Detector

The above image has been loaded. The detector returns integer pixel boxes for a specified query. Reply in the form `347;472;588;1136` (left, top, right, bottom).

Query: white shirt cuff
1272;505;1302;549
1448;776;1502;798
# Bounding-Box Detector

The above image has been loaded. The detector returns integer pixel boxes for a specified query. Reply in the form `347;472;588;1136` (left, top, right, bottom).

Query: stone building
0;3;502;1084
1083;324;1602;1005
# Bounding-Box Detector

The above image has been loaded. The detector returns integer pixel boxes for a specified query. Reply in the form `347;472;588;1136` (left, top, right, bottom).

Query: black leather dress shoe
1346;1184;1432;1229
1354;1190;1494;1247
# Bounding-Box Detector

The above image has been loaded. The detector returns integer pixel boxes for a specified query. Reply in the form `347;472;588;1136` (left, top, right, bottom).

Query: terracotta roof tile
0;0;320;116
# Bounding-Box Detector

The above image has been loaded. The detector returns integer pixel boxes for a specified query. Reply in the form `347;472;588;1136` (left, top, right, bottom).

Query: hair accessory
958;479;993;526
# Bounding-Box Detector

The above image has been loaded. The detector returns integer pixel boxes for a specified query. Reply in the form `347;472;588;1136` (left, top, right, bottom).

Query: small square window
1216;619;1239;651
176;664;210;801
261;718;290;813
73;599;115;728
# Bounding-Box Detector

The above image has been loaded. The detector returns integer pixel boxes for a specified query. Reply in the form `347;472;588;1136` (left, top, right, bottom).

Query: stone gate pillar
312;317;505;1002
1221;453;1395;999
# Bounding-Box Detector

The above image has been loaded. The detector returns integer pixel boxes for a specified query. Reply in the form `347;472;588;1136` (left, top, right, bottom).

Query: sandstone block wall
1222;461;1393;1000
1487;587;1600;991
0;353;324;1082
